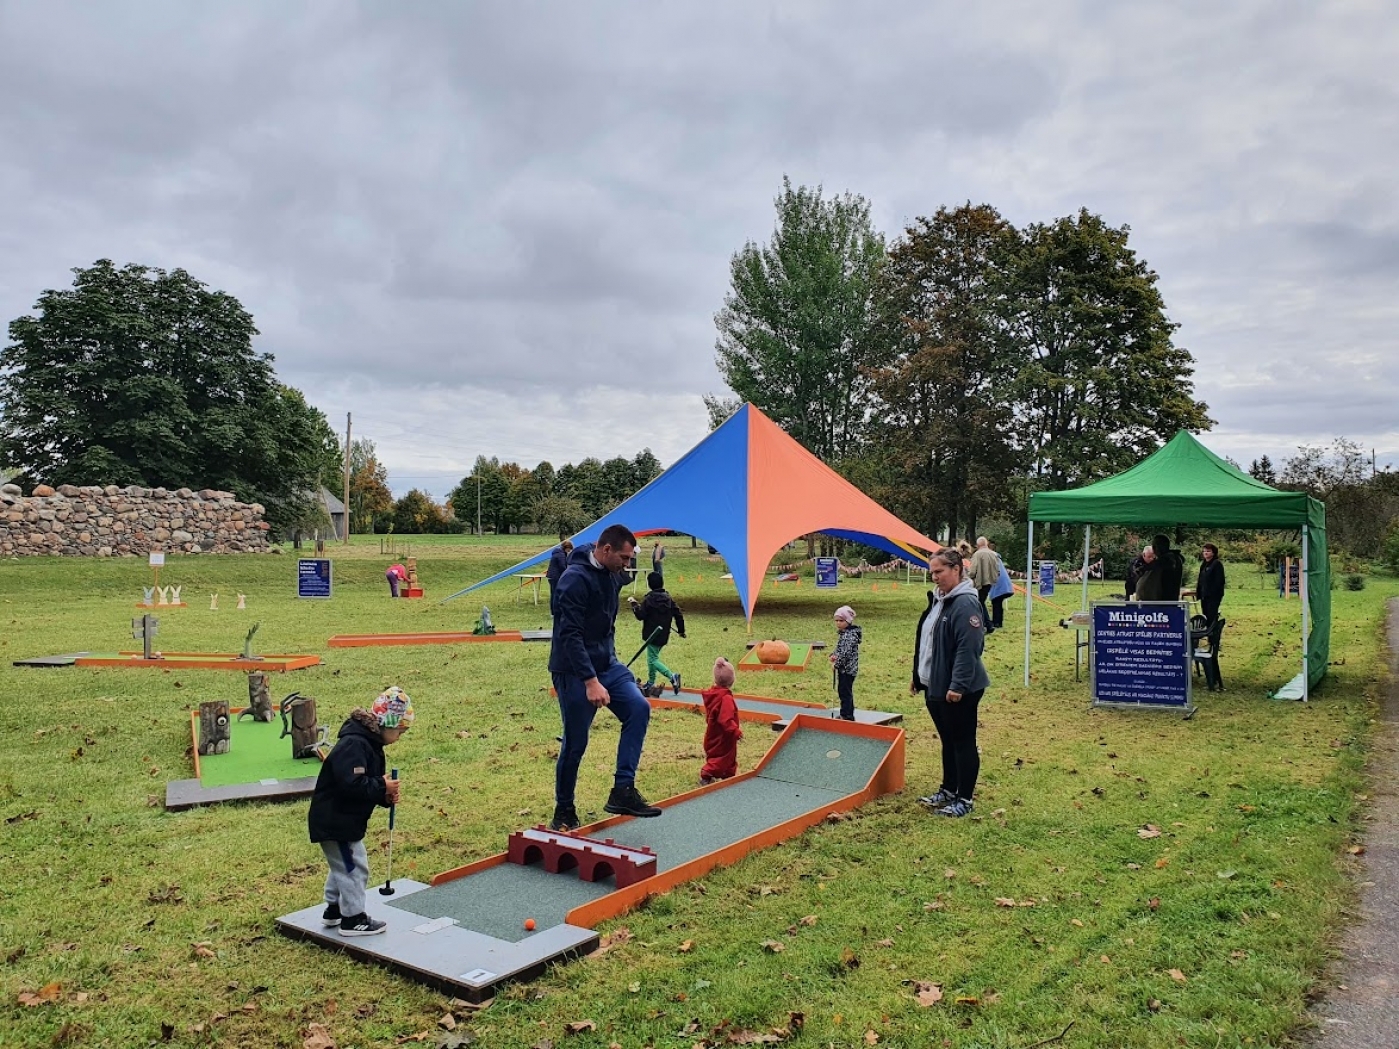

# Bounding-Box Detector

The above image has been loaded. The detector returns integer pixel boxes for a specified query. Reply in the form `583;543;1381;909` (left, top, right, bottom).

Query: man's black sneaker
604;785;662;818
339;914;387;936
671;673;682;696
550;803;580;832
321;903;342;927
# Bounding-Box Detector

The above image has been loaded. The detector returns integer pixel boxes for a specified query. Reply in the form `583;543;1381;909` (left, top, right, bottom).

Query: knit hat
834;605;856;624
372;686;415;729
713;657;735;688
648;571;664;590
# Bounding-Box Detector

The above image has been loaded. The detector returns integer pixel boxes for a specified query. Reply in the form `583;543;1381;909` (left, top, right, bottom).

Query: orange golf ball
524;918;536;931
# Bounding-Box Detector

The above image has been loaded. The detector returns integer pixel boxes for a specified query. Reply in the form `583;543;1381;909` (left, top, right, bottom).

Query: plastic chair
1191;617;1225;692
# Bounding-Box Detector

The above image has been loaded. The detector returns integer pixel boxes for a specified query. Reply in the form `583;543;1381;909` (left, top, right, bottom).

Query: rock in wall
0;483;271;557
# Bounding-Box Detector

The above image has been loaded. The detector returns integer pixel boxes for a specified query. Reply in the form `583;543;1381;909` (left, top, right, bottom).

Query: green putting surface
393;725;890;936
198;717;323;788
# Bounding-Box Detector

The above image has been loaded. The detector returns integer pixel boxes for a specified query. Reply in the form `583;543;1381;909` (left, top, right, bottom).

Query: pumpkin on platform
754;639;791;665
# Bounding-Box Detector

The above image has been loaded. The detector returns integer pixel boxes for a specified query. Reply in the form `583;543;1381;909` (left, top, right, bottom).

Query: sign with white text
1091;601;1192;712
297;559;333;599
815;558;839;589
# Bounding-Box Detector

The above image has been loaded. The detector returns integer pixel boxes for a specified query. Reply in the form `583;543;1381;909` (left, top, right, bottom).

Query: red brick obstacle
506;826;657;889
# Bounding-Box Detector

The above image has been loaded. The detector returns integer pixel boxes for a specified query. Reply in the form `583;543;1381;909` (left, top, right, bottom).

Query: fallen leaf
1149;898;1161;910
864;1031;879;1045
1154;857;1170;869
1070;918;1084;927
678;939;694;953
1138;825;1161;839
1126;863;1141;870
192;942;216;960
393;1033;430;1044
1347;844;1366;856
761;939;785;953
876;938;894;948
628;982;640;993
1100;955;1111;964
913;981;943;1006
1217;870;1237;879
994;898;1016;908
563;1020;596;1035
923;900;944;911
1148;998;1161;1012
954;996;980;1006
841;946;860;968
727;1031;781;1045
439;1013;456;1030
1168;968;1187;983
303;1022;337;1049
800;915;818;926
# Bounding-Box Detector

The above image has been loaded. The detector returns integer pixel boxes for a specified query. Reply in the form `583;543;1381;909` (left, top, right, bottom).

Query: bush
1345;573;1366;591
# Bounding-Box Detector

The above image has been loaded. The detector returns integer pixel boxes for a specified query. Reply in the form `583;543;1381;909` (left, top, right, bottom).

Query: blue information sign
815;557;839;589
297;558;333;599
1038;561;1056;596
1091;602;1191;710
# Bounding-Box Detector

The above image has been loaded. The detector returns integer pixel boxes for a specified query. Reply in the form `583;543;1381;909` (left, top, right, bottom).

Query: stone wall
0;483;271;557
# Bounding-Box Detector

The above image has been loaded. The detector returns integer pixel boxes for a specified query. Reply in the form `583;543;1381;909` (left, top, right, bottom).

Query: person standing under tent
546;539;574;617
969;537;1000;635
987;541;1014;631
1196;543;1226;625
911;547;990;819
651;540;666;582
548;524;662;832
1125;545;1155;599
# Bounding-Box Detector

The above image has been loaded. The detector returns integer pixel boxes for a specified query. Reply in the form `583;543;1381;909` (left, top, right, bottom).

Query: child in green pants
628;572;686;695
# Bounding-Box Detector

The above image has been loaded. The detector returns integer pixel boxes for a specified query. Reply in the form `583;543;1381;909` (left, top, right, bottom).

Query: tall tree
0;259;337;536
392;488;451;534
1249;455;1278;486
867;204;1026;540
347;439;393;533
999;210;1212;488
712;177;888;462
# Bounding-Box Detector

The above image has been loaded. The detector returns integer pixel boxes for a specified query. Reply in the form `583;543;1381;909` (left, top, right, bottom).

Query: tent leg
1024;521;1034;687
1081;525;1091;611
1301;524;1310;701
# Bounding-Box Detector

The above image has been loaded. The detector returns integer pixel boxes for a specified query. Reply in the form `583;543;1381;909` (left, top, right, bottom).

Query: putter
625;626;663;670
379;768;398;896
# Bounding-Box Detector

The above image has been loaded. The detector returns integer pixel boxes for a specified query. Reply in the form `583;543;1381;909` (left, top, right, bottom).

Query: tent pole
1081;525;1091;610
1024;520;1034;687
1301;524;1310;702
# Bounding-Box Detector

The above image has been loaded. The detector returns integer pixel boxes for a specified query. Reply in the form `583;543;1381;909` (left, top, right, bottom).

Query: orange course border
430;715;904;931
75;652;321;671
327;631;524;648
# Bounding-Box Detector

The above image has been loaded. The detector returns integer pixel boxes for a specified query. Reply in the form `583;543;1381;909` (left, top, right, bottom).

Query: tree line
346;444;663;537
708;181;1213;543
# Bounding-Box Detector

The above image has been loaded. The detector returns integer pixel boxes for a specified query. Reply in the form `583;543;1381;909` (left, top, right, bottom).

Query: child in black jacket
307;687;413;936
628;572;686;696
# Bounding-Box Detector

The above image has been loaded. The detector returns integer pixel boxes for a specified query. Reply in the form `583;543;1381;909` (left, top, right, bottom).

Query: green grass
0;538;1392;1048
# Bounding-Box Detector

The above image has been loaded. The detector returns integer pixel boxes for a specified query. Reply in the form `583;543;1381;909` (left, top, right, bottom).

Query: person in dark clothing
1196;543;1226;624
911;548;990;818
627;572;686;695
1125;545;1155;599
828;604;862;720
548;524;661;832
307;687;413;937
1135;534;1184;602
546;539;574;617
651;540;666;582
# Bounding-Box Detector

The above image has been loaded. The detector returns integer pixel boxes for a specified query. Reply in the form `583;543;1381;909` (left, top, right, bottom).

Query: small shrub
1345;573;1366;591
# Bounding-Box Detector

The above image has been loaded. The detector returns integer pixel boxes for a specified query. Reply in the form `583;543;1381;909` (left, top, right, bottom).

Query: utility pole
476;475;482;538
343;413;352;544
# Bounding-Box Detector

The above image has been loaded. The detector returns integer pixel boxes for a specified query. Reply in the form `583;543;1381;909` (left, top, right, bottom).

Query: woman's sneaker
918;789;956;809
937;798;974;818
339;914;387;936
320;904;342;927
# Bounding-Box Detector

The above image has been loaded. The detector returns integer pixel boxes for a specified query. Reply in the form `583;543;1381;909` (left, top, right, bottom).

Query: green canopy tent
1024;431;1329;700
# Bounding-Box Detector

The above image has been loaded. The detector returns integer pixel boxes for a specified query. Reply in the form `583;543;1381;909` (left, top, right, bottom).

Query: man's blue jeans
553;661;651;806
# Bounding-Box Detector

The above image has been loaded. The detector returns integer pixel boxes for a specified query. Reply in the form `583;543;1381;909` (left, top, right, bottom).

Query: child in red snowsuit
700;657;743;784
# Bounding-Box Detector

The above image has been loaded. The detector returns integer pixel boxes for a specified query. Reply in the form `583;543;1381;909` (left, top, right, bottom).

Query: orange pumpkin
754;639;791;665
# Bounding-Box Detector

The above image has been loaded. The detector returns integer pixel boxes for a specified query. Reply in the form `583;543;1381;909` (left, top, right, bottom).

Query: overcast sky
2;1;1395;499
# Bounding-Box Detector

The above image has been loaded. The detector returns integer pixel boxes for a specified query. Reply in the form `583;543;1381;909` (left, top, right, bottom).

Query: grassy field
0;538;1393;1048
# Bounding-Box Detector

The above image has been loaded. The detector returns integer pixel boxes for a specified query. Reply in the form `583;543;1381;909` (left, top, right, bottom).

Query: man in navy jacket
548;523;662;831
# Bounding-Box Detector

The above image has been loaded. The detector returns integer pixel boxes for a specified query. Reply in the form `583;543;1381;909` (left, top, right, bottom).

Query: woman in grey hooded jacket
911;547;991;817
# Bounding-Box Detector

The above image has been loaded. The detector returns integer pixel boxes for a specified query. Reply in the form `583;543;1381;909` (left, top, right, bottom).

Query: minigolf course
276;715;904;1000
650;684;902;730
166;711;324;810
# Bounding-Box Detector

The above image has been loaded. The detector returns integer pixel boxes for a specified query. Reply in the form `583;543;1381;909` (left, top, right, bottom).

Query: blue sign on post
297;558;333;599
1038;561;1056;596
1091;602;1191;711
815;557;839;589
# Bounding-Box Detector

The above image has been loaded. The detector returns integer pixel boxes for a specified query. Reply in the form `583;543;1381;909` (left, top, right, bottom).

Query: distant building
318;487;347;540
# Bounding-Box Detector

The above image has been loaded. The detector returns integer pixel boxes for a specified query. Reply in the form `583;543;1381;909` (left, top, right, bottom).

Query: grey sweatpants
320;840;369;918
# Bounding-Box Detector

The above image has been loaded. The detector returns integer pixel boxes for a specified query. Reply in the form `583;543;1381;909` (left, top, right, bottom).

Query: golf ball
524;918;536;931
